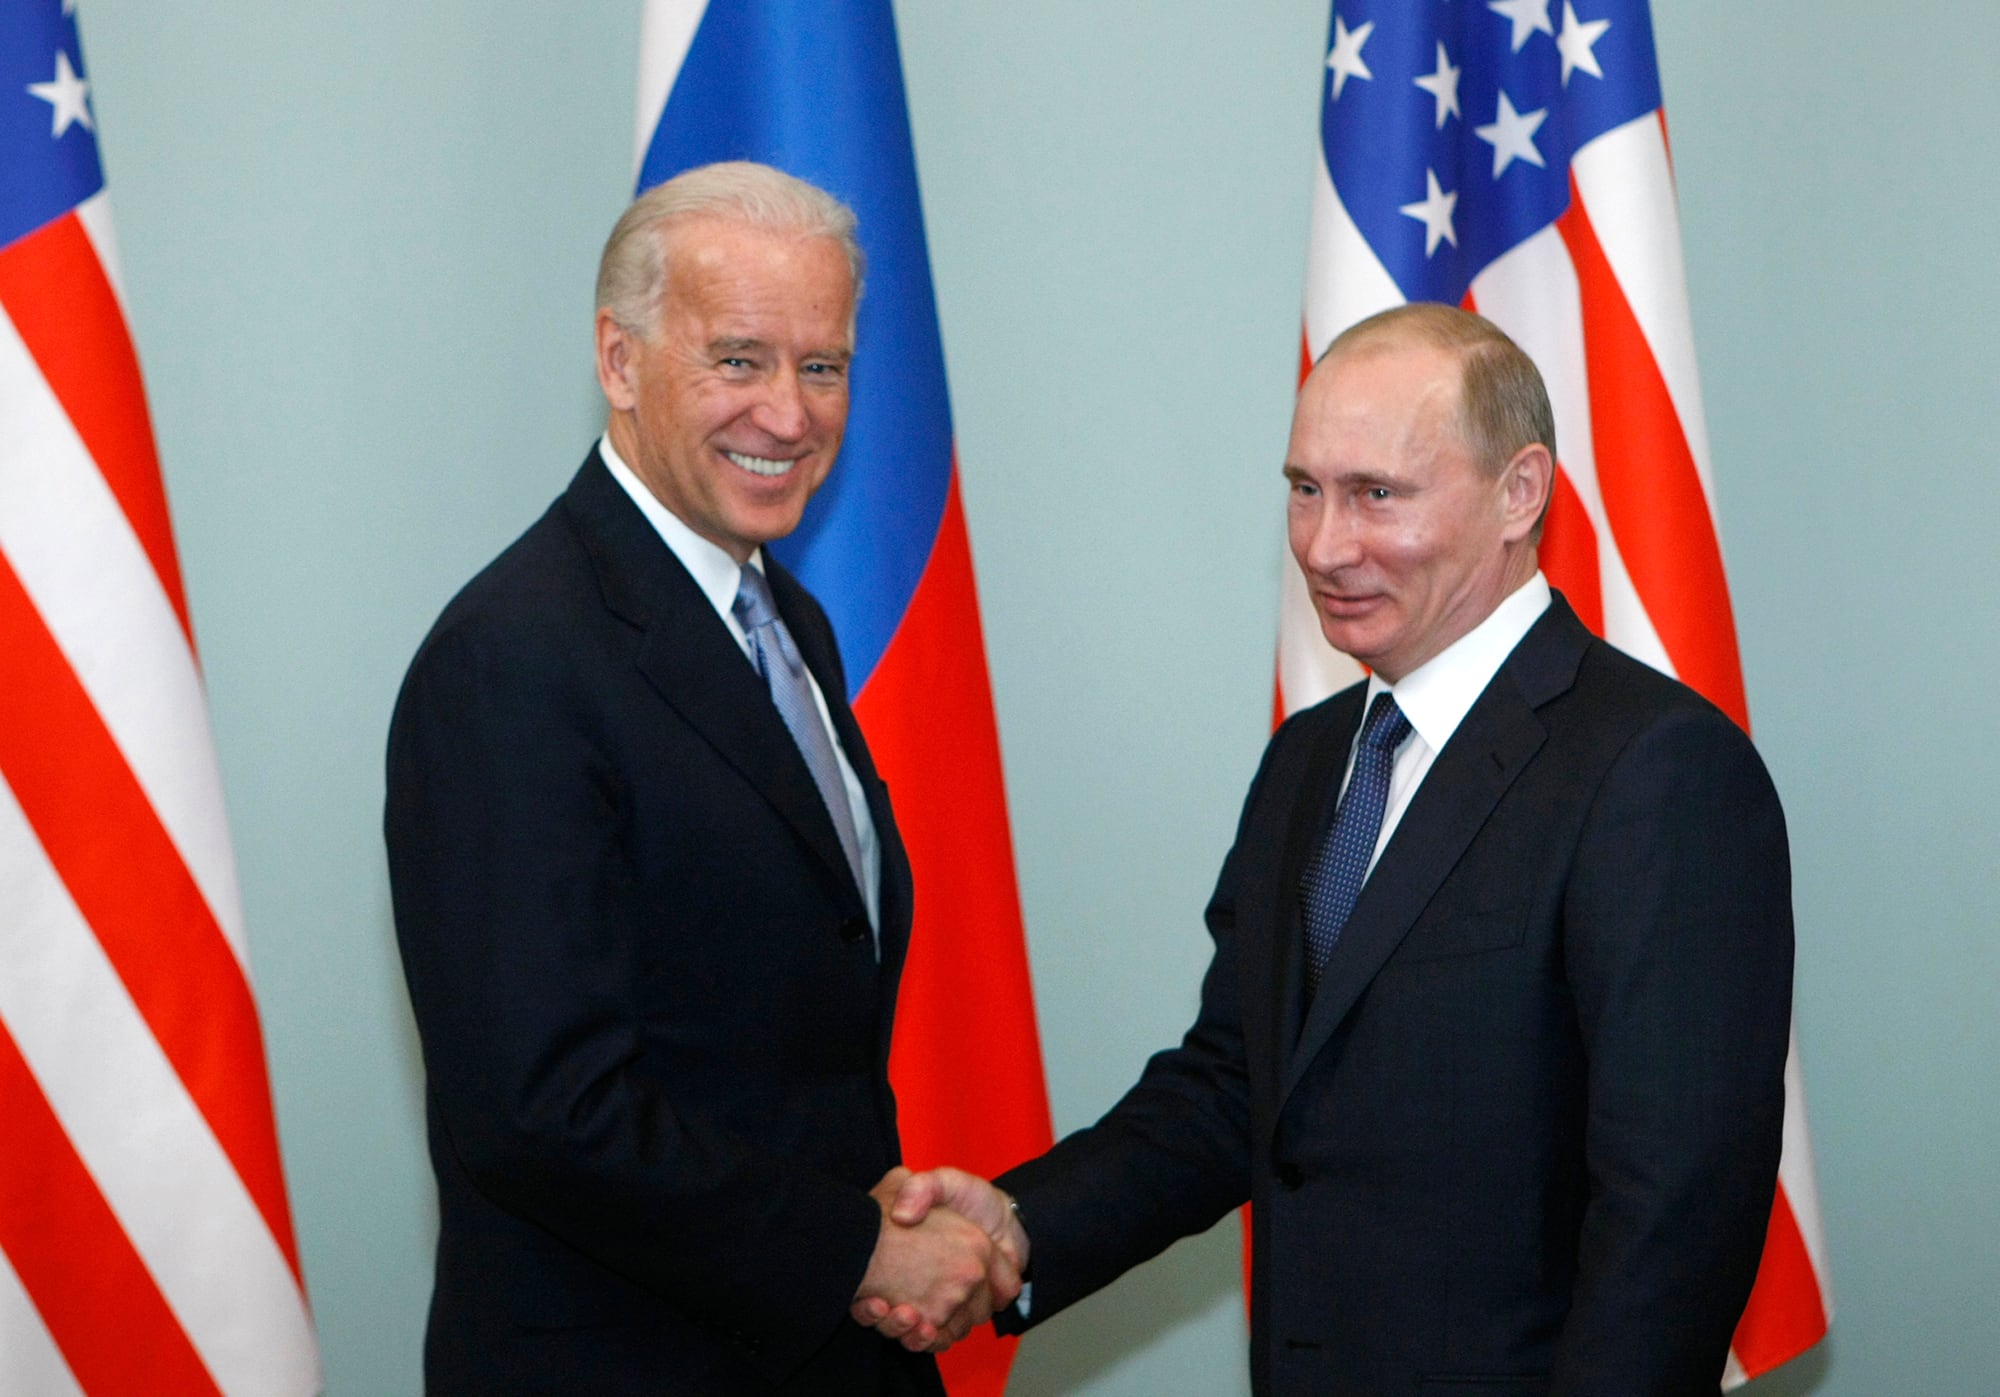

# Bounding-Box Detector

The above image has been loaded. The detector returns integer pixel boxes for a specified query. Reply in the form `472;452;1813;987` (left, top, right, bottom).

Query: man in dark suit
386;162;1012;1396
866;304;1793;1394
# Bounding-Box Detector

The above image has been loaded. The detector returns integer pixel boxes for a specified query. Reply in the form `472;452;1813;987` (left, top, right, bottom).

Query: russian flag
632;5;1054;1392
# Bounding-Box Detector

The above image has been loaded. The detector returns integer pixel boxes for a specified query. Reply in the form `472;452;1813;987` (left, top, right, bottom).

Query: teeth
726;451;795;478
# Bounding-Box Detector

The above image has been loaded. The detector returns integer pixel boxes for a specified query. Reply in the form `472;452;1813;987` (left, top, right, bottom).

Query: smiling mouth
725;451;797;478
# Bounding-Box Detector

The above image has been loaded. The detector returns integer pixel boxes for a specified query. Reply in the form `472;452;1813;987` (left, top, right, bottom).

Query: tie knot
732;564;803;676
1361;693;1412;753
732;563;778;630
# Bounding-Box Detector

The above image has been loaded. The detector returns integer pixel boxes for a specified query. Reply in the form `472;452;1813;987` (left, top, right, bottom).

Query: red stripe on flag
863;463;1052;1397
0;553;301;1282
0;213;192;644
1554;182;1749;729
1730;1183;1828;1379
0;1018;222;1396
1539;465;1605;636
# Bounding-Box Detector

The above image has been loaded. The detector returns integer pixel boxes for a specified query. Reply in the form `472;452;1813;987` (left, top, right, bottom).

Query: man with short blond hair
875;304;1792;1396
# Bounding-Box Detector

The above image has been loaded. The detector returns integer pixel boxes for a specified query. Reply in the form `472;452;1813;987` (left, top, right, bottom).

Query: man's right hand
851;1168;1030;1351
852;1169;1021;1353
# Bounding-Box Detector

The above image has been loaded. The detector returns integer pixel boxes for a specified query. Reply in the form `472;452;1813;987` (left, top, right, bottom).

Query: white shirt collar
1368;572;1552;755
598;432;765;624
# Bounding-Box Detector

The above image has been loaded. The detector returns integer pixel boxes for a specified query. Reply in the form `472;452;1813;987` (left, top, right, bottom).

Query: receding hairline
1317;302;1513;373
1312;302;1556;476
654;211;857;298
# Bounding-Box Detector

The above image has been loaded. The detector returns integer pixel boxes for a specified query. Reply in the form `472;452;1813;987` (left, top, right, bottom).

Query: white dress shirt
1342;572;1553;877
599;435;882;938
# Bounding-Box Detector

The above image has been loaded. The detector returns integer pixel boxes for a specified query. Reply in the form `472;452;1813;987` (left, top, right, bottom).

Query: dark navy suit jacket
999;596;1793;1397
387;451;941;1395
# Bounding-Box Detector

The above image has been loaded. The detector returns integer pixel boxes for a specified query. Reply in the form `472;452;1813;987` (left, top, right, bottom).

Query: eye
1364;486;1394;502
1288;477;1320;499
802;359;846;379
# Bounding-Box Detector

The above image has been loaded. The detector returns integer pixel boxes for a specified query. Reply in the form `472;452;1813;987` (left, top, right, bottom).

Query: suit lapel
768;561;915;978
1279;598;1592;1105
559;454;865;909
764;559;915;1077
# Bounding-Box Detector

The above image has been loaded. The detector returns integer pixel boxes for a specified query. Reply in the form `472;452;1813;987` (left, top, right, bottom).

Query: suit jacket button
838;915;870;944
1277;1163;1304;1191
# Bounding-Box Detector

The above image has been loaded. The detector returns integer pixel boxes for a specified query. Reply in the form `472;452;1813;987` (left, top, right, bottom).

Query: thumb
890;1169;943;1226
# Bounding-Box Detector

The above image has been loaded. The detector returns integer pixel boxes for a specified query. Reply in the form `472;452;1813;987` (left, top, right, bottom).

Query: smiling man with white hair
386;161;1013;1396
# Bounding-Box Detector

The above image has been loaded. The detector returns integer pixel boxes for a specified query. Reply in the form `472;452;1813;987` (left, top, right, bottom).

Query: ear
1499;442;1554;542
595;308;639;413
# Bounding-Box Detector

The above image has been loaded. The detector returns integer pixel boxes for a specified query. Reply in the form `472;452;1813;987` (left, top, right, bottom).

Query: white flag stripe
1570;117;1721;521
0;1243;84;1397
1588;532;1677;679
1470;225;1679;680
1779;1033;1832;1293
0;308;248;967
75;192;129;317
1302;153;1401;360
0;778;319;1397
632;0;709;183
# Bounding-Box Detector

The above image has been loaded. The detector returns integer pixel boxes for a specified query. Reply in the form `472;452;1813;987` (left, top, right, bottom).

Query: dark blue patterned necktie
732;565;867;902
1301;692;1412;993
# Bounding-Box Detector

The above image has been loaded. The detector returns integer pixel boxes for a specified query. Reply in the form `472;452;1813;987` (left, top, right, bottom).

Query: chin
1319;623;1379;662
735;509;809;549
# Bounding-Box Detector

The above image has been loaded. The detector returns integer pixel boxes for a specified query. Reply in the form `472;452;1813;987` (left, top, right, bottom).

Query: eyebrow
707;336;852;365
1282;464;1417;491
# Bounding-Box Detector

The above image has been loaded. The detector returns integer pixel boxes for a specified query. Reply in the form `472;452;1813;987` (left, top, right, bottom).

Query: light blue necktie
732;565;868;901
1300;692;1412;994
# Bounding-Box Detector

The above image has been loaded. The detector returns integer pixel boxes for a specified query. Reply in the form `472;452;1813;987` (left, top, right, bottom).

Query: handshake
850;1167;1031;1354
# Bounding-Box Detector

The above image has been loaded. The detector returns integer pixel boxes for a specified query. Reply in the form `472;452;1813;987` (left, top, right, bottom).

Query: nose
1297;501;1362;577
751;367;810;442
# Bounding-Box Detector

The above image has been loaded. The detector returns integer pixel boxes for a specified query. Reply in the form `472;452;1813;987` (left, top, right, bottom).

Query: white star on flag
1398;168;1458;256
1325;15;1375;100
1487;0;1555;53
1556;2;1611;85
26;50;93;138
1474;90;1548;177
1413;42;1462;130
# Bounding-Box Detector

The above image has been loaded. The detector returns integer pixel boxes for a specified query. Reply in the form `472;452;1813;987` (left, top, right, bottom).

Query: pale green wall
74;1;1997;1392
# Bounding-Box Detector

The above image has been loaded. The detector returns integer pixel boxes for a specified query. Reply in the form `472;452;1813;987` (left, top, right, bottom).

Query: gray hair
1323;302;1557;478
594;161;864;335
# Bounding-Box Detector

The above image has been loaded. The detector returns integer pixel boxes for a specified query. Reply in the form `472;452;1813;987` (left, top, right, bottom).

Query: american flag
0;5;319;1393
1277;1;1831;1385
